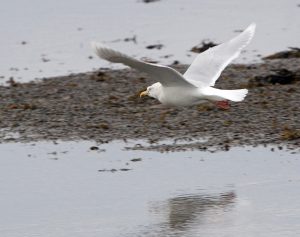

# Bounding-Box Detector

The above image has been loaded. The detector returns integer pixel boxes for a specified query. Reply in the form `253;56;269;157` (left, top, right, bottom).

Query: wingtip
247;23;256;33
91;41;111;60
241;23;256;43
90;41;104;51
90;41;97;51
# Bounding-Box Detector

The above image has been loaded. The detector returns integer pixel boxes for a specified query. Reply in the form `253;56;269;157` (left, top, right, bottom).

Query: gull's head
140;82;162;99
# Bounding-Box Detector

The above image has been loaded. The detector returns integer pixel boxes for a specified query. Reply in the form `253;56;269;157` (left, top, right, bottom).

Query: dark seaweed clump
190;40;218;53
263;47;300;60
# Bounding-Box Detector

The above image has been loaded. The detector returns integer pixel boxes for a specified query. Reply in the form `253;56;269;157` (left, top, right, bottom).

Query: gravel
0;58;299;151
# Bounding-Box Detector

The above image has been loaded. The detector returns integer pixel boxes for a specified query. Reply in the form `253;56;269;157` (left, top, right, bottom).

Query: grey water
0;140;300;237
1;0;300;83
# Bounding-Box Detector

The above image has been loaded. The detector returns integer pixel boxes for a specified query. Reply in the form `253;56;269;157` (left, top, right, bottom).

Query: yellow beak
139;90;148;98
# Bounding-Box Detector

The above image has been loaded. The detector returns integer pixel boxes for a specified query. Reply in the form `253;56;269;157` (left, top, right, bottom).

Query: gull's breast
159;87;203;106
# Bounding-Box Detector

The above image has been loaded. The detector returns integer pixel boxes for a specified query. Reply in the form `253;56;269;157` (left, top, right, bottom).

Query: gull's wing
183;23;256;87
92;42;196;88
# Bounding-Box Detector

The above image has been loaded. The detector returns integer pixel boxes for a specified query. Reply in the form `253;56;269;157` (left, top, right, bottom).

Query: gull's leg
215;100;230;110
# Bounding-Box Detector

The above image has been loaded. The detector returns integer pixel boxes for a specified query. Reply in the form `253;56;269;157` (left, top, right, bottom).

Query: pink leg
216;100;230;110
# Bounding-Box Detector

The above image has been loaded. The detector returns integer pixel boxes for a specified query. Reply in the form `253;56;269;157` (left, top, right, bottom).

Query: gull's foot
216;100;230;110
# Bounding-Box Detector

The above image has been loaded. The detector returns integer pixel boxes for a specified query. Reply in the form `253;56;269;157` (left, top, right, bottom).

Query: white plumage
92;23;256;108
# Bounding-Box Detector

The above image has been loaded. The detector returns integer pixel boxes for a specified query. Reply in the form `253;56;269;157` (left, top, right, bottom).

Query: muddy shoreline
0;58;299;151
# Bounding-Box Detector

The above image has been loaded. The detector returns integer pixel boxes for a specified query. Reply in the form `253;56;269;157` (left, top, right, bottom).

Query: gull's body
157;84;201;107
147;83;247;107
92;23;256;108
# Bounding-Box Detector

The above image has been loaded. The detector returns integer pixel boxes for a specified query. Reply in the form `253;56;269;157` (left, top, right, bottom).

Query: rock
130;158;142;162
124;35;137;44
7;77;18;87
99;123;110;129
190;40;218;53
98;169;117;172
90;146;99;150
281;127;300;141
248;69;298;87
146;44;164;50
142;0;160;3
263;48;300;59
41;57;50;63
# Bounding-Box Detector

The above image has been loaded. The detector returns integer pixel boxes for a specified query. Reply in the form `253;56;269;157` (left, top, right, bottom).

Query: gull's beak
139;90;148;98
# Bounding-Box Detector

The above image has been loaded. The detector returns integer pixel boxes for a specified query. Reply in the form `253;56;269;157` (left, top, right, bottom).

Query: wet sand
0;57;299;151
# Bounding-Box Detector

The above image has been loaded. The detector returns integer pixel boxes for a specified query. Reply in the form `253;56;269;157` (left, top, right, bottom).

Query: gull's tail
216;88;248;102
202;87;248;102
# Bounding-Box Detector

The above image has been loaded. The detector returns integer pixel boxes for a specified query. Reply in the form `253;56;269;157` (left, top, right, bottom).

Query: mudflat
0;57;299;151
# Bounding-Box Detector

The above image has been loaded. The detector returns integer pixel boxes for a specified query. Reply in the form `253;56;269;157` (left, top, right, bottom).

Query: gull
92;23;256;109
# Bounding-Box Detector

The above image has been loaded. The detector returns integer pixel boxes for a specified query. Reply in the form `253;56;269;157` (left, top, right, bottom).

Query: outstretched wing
92;42;195;88
184;23;256;87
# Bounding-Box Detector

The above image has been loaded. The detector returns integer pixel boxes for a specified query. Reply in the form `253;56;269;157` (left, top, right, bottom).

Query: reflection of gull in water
127;191;236;237
167;191;236;232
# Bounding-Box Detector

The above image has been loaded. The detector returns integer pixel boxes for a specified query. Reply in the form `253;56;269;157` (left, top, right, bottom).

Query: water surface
1;0;299;83
0;140;299;237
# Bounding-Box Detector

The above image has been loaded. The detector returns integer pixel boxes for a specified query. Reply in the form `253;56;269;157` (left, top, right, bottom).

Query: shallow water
1;0;300;83
0;140;300;237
